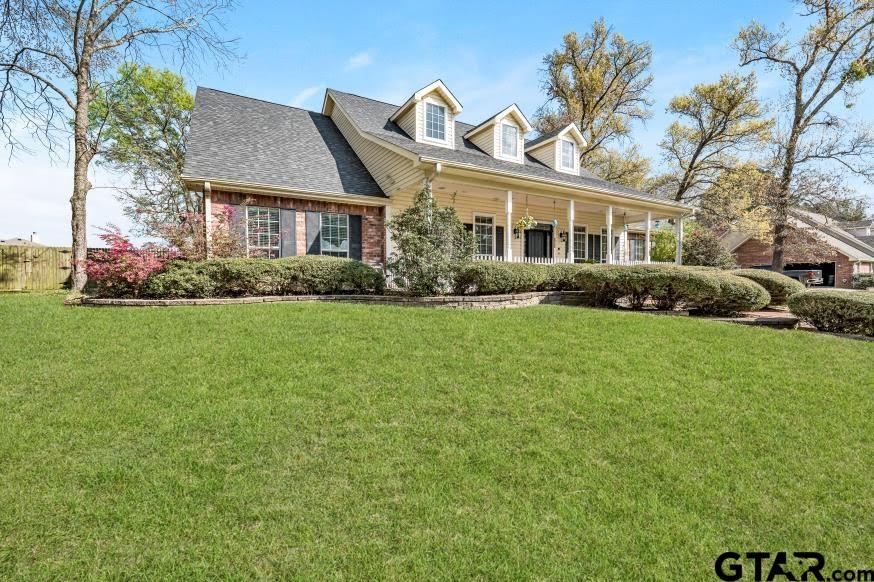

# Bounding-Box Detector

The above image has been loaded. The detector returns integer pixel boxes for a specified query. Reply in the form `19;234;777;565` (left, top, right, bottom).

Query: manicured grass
1;293;872;579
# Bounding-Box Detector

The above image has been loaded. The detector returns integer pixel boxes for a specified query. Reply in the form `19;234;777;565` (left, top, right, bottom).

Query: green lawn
1;293;872;579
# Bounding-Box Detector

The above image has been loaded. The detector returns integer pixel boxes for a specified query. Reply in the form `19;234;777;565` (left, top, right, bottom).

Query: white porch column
675;216;684;265
203;181;213;259
606;206;614;264
505;191;513;262
645;211;652;264
567;199;575;263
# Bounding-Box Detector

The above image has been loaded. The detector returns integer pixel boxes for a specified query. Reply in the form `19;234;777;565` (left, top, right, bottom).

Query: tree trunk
771;131;799;273
69;57;93;293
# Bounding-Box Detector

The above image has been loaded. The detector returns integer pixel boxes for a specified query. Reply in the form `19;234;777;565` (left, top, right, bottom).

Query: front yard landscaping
1;293;872;579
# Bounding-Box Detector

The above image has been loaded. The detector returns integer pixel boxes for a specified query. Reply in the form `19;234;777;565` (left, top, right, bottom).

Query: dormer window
425;102;446;141
561;139;575;170
501;123;518;158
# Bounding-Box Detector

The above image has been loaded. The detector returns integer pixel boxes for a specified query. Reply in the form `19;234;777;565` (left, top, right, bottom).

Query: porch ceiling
432;179;670;223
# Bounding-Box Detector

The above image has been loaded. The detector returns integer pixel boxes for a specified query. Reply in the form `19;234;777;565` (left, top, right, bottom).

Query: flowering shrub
86;226;172;297
153;205;244;260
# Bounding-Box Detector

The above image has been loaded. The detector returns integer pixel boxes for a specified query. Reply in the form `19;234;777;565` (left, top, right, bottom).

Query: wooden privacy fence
0;245;72;291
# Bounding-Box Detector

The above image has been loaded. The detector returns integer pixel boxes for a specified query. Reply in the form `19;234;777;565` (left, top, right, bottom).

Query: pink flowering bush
86;225;174;297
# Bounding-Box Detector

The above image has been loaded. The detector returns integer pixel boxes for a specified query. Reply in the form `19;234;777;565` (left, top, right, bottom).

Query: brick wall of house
733;237;855;288
211;190;386;266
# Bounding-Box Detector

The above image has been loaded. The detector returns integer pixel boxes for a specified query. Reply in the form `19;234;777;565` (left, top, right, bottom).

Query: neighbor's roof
792;208;874;260
182;88;385;198
719;209;874;261
326;89;689;209
0;238;44;247
837;218;874;228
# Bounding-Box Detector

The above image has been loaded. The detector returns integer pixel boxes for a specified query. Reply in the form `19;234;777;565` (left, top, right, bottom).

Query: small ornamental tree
682;227;736;268
387;188;476;296
86;226;173;297
153;205;244;260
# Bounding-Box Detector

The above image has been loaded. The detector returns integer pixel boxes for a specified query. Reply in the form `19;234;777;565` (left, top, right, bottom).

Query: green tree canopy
653;72;772;203
90;63;196;239
535;19;654;187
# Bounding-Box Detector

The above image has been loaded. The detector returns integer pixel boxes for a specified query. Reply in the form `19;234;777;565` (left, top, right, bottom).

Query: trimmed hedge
571;264;770;314
142;256;385;299
453;262;770;315
453;262;550;295
788;290;874;336
732;269;806;305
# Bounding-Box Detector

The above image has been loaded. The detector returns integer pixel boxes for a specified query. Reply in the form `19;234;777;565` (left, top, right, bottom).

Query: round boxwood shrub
142;256;384;298
570;264;770;314
788;290;874;336
732;269;806;305
454;261;550;295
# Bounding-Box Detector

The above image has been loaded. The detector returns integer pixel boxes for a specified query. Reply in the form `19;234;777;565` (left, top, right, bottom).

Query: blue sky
2;0;871;245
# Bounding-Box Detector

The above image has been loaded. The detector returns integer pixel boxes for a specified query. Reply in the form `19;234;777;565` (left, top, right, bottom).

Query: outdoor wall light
559;231;568;243
513;228;521;239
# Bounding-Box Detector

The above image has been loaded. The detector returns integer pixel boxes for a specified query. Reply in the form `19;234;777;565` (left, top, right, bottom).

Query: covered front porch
390;177;687;265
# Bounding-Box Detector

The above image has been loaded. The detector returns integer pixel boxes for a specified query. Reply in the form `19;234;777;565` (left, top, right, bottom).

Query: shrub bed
453;262;550;295
453;262;769;315
732;269;806;305
571;264;770;314
788;291;874;336
142;256;384;299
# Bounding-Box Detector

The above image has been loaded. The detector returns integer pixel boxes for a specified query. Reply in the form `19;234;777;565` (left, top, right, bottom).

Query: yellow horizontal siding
330;105;423;194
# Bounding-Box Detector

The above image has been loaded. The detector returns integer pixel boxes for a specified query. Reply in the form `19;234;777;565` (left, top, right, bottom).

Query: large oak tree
535;19;654;186
733;0;874;271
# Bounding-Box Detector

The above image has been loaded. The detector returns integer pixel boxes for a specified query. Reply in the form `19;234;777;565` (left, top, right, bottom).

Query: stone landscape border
81;290;591;309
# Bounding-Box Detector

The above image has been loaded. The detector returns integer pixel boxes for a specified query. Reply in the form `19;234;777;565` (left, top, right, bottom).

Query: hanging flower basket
516;215;537;230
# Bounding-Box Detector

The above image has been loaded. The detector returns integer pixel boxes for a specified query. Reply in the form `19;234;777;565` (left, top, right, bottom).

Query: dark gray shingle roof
327;89;682;207
524;126;565;149
183;88;385;198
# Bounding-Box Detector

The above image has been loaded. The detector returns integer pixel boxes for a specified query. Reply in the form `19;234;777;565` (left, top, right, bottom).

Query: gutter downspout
424;162;443;198
203;181;213;259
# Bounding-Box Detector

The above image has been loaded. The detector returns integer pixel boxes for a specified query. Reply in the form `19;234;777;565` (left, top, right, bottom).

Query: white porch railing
473;255;675;266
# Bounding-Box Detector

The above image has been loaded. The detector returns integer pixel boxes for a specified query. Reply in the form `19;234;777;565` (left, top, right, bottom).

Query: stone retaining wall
81;291;590;309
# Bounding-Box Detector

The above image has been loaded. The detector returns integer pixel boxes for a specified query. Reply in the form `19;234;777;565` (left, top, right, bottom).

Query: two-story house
182;80;692;266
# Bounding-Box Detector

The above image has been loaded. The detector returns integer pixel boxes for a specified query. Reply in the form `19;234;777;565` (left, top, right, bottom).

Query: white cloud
289;85;322;108
346;51;373;70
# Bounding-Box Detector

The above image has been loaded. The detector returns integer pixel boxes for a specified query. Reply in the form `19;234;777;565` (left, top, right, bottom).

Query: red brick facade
733;237;855;288
210;190;386;266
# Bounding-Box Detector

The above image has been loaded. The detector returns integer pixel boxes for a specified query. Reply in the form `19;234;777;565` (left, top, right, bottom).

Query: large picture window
246;206;280;258
501;123;518;157
425;102;446;140
474;214;495;256
321;212;349;257
573;225;586;263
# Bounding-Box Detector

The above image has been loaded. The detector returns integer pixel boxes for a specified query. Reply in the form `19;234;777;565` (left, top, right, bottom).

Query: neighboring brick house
182;81;692;267
720;209;874;288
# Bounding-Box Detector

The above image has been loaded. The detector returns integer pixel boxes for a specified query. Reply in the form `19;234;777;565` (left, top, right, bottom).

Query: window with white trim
561;139;575;170
501;123;518;158
474;215;495;256
628;233;646;261
321;212;349;257
573;226;586;263
246;206;280;258
425;102;446;140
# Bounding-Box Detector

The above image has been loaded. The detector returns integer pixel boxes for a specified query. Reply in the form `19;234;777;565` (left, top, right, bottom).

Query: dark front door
525;227;552;259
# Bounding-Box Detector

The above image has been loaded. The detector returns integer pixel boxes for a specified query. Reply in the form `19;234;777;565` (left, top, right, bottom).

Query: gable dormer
463;104;532;164
525;124;586;175
390;80;462;150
